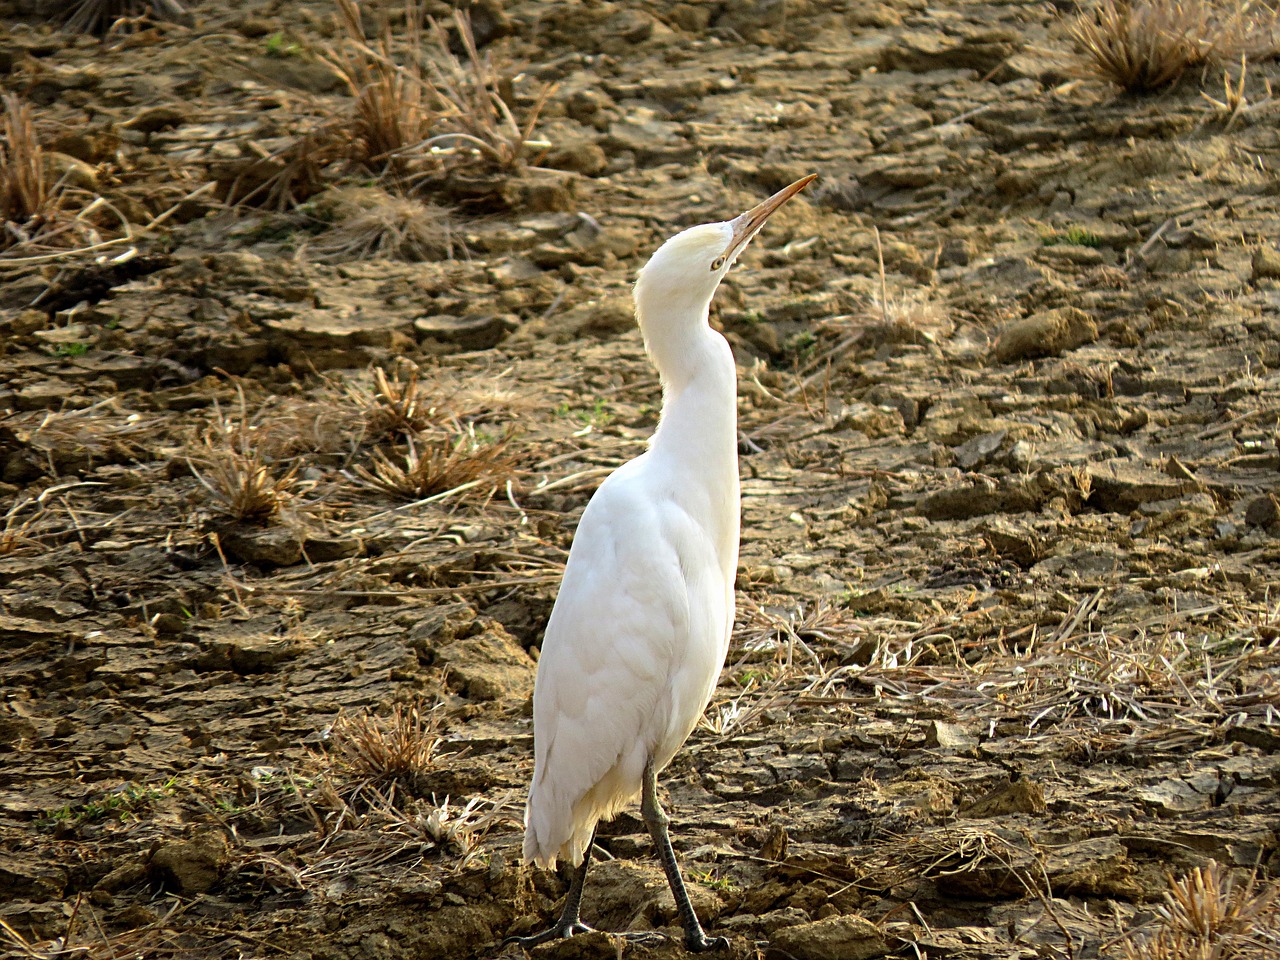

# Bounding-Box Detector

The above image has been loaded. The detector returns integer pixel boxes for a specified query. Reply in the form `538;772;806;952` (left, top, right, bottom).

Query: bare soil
3;1;1280;958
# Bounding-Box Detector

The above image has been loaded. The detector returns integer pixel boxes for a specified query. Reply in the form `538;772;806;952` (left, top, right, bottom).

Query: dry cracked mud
2;0;1280;958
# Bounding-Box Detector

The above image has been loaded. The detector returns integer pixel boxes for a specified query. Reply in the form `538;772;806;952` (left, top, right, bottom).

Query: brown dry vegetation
3;0;1280;959
1072;0;1280;92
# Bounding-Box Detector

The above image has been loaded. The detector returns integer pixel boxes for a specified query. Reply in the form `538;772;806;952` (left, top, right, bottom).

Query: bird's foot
614;929;728;952
502;920;595;950
684;932;730;953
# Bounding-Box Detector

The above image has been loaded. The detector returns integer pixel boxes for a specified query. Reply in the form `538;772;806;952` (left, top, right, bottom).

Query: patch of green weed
265;33;303;57
1042;226;1102;248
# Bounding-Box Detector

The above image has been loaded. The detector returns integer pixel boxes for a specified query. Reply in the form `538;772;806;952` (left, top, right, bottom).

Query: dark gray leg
504;832;596;948
640;761;729;953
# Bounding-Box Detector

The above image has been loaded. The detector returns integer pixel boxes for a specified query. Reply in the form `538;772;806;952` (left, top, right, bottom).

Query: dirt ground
3;0;1280;957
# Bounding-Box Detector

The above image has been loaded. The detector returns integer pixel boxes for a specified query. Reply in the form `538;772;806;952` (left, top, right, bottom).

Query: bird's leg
503;833;597;949
641;762;729;953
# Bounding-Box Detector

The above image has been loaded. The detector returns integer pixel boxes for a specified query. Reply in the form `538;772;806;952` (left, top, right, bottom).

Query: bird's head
635;174;817;312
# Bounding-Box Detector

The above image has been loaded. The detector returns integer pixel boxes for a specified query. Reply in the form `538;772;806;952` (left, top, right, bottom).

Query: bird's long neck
634;281;741;573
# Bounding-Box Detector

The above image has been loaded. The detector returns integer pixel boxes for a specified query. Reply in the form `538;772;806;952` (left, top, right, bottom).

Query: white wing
522;457;731;867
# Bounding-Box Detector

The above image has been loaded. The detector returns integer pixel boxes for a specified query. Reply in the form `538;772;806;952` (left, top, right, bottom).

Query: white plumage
513;175;816;953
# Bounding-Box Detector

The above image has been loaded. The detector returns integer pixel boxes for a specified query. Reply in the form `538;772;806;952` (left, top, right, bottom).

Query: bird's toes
502;920;596;950
686;933;730;952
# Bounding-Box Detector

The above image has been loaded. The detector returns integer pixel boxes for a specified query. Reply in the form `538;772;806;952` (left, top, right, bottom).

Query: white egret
508;174;817;953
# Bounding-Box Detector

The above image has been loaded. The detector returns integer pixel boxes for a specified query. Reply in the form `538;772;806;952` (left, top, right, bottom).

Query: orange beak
724;174;818;262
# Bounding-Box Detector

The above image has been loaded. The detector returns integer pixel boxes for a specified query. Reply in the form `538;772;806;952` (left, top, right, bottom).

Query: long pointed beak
725;173;818;261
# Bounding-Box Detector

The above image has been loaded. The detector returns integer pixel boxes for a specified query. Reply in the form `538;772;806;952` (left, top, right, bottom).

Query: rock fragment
993;307;1098;363
1251;246;1280;281
415;314;511;352
1084;462;1199;513
769;914;889;960
961;778;1045;817
219;526;305;568
1244;494;1279;528
148;832;229;895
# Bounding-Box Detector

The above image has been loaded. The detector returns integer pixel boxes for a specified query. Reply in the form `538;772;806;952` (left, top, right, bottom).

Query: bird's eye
710;256;726;272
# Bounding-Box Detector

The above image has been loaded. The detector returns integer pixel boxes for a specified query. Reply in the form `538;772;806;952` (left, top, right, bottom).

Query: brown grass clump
1072;0;1280;93
302;186;458;262
228;2;551;209
325;701;445;785
224;129;343;211
864;227;950;342
189;441;298;525
327;1;553;176
0;94;135;257
187;399;299;524
340;365;449;441
353;427;516;501
0;94;76;257
306;779;501;872
57;0;190;34
0;95;49;236
0;895;186;960
0;498;44;557
325;0;436;173
417;11;555;173
1121;862;1280;960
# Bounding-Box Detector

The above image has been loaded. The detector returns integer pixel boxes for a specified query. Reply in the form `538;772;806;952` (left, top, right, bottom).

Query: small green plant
39;778;178;829
787;330;817;357
265;32;303;57
554;398;612;428
581;398;612;427
54;341;91;357
690;868;739;893
1042;226;1103;248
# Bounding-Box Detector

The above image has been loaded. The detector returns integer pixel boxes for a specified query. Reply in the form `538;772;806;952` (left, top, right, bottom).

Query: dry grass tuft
0;497;45;557
325;701;446;785
302;186;459;262
1200;55;1277;127
229;1;551;208
0;95;50;237
702;601;861;738
0;894;186;959
415;10;555;173
1121;862;1280;960
0;400;153;477
0;94;136;258
305;778;506;873
340;364;449;441
1072;0;1280;93
368;792;500;869
325;0;436;173
57;0;190;35
187;398;299;525
868;825;1045;897
0;94;91;257
223;128;343;211
189;441;298;525
353;427;516;501
326;1;553;177
863;226;950;345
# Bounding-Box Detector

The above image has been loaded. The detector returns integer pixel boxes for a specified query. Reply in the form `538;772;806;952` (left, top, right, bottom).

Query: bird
508;174;817;953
